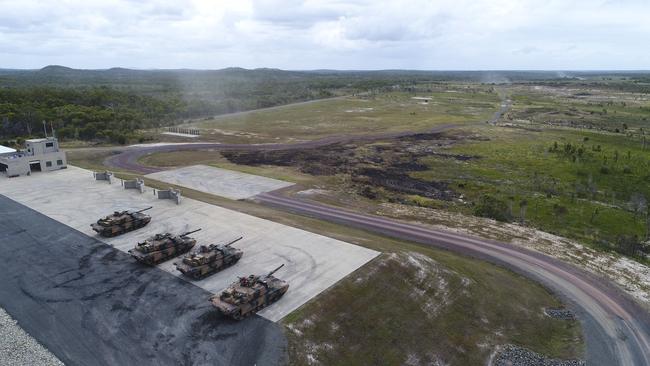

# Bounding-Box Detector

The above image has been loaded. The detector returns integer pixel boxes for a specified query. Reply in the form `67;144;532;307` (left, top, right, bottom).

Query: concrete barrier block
153;187;182;205
93;171;113;184
122;178;145;193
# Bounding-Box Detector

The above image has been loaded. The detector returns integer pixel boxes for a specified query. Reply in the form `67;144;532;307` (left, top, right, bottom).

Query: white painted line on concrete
161;132;199;138
145;164;295;200
0;166;379;322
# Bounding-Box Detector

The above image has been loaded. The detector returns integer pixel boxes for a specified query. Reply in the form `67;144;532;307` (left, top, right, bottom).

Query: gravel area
492;345;585;366
0;308;63;366
544;307;576;320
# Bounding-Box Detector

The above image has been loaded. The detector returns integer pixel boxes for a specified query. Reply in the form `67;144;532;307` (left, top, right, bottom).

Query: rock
492;344;584;366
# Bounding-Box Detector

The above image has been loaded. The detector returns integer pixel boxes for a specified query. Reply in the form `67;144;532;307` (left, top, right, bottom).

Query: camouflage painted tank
128;229;201;265
210;264;289;320
91;207;152;237
174;237;244;279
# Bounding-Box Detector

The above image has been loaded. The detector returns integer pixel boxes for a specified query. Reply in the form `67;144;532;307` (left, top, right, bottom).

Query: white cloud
0;0;648;69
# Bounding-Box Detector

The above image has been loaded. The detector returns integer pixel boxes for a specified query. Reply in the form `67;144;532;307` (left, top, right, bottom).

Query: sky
0;0;648;70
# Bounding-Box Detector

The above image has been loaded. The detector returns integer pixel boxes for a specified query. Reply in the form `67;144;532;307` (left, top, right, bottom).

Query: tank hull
129;241;196;265
176;251;243;280
210;279;289;320
91;217;151;237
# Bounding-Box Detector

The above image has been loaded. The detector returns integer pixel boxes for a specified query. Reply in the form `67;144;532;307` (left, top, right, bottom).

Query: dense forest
0;87;184;144
2;66;648;144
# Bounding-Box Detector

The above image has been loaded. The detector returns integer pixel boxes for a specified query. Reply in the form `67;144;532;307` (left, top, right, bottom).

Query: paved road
0;195;286;366
103;124;458;174
255;192;650;366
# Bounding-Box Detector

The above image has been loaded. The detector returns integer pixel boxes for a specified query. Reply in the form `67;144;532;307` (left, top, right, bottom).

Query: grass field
414;125;650;251
179;86;500;143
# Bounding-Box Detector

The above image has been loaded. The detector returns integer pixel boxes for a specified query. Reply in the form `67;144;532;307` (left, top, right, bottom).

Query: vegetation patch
284;251;583;365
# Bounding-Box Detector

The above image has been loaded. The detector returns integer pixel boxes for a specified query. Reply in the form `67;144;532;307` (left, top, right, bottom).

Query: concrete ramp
0;166;379;322
145;165;294;200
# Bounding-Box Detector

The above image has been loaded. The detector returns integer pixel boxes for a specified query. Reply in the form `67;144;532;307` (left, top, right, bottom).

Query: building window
46;161;52;167
46;142;54;148
57;160;63;165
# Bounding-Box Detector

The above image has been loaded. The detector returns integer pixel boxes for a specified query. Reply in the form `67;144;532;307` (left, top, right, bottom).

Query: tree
590;207;600;224
615;235;642;256
552;203;569;225
474;195;511;222
630;193;647;223
519;199;528;224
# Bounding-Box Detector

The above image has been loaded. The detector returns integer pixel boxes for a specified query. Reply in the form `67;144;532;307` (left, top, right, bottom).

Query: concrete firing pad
0;166;379;321
145;164;294;200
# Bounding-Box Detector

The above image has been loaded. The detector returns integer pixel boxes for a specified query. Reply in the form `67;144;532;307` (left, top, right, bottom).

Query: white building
0;137;67;177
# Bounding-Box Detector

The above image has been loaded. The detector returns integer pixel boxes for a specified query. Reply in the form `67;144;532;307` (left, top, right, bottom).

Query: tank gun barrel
180;228;202;237
224;236;243;247
135;206;153;213
266;264;285;277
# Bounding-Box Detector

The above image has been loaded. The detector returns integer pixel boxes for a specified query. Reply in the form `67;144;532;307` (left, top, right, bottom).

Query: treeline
0;87;185;144
0;67;429;144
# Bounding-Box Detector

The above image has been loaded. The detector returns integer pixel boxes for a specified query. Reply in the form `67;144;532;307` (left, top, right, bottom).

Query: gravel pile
493;345;585;366
544;307;576;320
0;308;63;366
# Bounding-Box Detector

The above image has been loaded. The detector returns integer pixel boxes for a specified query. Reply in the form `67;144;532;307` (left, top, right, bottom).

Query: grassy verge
285;250;582;365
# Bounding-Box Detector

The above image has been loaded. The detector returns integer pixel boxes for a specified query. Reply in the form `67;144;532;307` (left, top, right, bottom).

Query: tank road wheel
233;311;242;320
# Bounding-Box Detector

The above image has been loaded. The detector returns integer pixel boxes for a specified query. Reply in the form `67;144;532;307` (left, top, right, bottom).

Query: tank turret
210;264;288;320
128;228;201;265
174;237;244;279
91;207;152;237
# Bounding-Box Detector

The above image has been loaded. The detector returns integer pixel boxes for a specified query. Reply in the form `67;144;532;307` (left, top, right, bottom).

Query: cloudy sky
0;0;648;70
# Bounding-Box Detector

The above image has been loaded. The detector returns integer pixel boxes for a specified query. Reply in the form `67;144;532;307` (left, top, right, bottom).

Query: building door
29;161;42;172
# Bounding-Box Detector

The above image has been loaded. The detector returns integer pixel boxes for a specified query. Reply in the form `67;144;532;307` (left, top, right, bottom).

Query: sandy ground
145;164;295;200
0;166;379;322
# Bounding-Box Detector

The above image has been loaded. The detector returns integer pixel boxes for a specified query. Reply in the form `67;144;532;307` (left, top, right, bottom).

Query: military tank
91;207;152;237
174;237;244;279
210;264;289;320
128;229;201;265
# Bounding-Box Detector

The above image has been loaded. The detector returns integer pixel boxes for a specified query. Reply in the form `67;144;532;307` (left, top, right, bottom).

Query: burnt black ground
0;195;286;366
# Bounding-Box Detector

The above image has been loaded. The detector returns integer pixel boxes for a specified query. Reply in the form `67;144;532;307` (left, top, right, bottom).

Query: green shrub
474;194;511;222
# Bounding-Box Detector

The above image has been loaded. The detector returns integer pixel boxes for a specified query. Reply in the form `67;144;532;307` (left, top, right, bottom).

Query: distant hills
3;65;649;85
